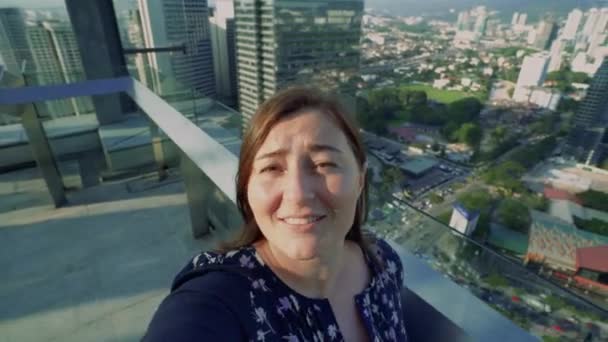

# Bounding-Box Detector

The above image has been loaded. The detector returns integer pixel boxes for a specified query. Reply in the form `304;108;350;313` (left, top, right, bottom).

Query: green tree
442;121;460;141
429;193;444;204
367;88;401;120
557;97;579;113
447;97;483;124
485;272;508;287
497;199;531;233
383;166;404;188
457;190;493;212
456;123;483;148
490;125;507;146
483;161;526;194
578;190;608;212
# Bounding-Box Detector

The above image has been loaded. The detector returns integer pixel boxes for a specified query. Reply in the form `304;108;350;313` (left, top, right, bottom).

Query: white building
433;78;450;89
517;13;527;27
571;51;607;75
529;88;561;110
138;0;215;98
209;0;236;105
548;39;565;72
511;12;519;26
582;8;601;40
513;53;550;102
449;203;479;236
367;33;385;45
563;9;583;40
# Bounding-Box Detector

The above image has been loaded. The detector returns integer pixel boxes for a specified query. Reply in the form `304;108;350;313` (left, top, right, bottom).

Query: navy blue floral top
144;238;407;341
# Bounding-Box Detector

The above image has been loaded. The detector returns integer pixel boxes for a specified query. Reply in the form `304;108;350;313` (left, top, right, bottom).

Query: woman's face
247;109;365;261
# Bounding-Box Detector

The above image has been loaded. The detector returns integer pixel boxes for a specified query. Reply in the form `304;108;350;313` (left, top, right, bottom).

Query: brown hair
220;86;375;254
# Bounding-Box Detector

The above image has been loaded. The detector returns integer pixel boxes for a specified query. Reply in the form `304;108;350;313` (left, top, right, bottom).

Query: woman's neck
255;239;349;299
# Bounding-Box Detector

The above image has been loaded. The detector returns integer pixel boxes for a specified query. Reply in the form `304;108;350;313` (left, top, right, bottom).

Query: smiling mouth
280;215;326;225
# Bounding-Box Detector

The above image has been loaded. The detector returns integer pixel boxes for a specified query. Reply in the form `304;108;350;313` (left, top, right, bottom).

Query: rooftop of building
0;166;233;341
577;245;608;273
402;157;438;175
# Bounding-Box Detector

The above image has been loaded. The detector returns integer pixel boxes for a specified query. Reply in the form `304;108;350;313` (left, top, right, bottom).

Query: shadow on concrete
0;202;225;325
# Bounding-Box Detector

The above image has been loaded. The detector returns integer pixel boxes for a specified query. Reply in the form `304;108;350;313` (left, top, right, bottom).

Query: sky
0;0;604;20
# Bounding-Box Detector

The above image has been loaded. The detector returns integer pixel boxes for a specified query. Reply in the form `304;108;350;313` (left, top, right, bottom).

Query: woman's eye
260;165;280;173
316;162;337;169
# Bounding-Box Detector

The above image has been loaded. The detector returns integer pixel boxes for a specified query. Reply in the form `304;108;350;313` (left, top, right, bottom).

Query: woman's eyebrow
255;149;288;161
309;144;343;154
255;144;343;161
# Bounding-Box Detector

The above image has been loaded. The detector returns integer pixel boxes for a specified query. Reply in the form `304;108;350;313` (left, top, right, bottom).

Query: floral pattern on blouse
189;238;407;342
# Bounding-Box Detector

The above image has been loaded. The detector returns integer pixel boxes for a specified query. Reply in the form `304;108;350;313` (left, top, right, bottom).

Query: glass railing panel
365;186;608;339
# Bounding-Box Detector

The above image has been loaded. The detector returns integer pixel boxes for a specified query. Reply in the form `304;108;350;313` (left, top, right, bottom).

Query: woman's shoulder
364;233;404;284
171;246;259;292
143;248;258;341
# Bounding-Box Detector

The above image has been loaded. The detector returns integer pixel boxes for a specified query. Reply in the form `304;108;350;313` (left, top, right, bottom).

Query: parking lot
362;131;471;202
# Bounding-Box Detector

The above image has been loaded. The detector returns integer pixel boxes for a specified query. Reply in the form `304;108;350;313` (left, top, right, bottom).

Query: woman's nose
283;168;315;202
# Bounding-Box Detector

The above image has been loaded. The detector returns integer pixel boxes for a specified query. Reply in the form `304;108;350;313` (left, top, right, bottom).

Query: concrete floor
0;166;231;342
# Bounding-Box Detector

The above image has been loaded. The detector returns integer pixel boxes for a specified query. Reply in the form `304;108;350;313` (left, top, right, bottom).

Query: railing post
20;104;67;207
179;152;211;238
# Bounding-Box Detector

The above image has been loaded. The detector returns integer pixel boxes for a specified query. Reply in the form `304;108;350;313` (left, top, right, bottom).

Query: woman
143;87;408;341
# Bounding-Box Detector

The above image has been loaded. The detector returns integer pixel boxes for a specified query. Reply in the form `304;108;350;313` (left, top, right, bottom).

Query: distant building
517;13;527;27
547;39;564;72
574;245;608;294
533;19;558;50
562;9;583;40
449;203;479;236
565;58;608;165
0;8;31;75
235;0;364;125
528;87;561;110
138;0;215;98
457;11;471;31
526;210;608;272
570;50;607;76
473;8;488;36
513;53;550;103
511;12;519;26
401;157;437;178
209;0;237;107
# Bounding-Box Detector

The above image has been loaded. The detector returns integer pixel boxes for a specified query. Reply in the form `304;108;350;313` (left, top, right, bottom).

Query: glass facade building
234;0;364;122
566;58;608;164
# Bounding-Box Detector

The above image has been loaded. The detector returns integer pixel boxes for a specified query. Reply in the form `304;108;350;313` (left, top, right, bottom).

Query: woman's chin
283;240;321;260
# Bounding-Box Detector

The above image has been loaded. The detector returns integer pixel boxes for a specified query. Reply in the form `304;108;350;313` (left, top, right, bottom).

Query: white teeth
282;216;322;224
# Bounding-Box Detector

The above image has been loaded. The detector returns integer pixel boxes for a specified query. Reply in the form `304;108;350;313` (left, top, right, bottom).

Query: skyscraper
39;21;94;116
457;11;471;31
517;13;528;27
24;20;94;118
473;8;488;37
511;12;520;26
563;9;583;40
513;53;550;102
534;19;558;50
234;0;364;122
572;58;608;128
548;39;564;72
582;8;600;39
0;17;17;75
565;58;608;165
137;0;215;98
0;8;32;75
210;0;237;106
25;21;72;117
